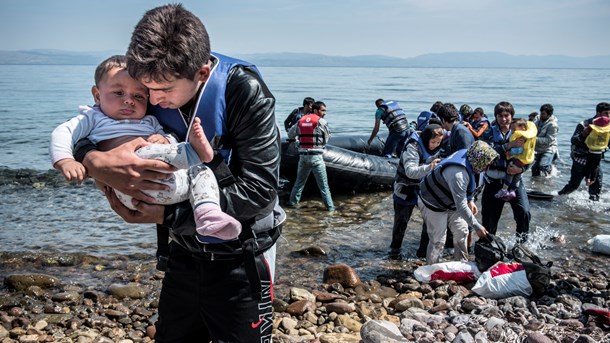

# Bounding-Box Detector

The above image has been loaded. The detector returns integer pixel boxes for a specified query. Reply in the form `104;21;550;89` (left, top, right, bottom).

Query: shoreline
1;251;608;342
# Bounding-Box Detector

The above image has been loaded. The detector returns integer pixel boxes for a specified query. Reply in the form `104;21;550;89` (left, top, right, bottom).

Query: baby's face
94;67;148;120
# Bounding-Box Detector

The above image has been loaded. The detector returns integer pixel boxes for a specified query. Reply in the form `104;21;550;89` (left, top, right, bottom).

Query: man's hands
83;138;176;202
475;226;489;238
507;137;525;149
467;200;478;215
103;186;165;224
428;158;441;171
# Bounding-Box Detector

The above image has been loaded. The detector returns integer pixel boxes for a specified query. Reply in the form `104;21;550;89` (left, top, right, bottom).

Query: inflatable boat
280;135;398;194
526;190;554;201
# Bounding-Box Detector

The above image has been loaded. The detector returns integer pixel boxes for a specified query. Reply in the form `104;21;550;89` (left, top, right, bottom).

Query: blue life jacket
419;149;476;211
379;100;408;133
489;125;512;146
416;111;439;131
396;131;432;185
151;52;260;163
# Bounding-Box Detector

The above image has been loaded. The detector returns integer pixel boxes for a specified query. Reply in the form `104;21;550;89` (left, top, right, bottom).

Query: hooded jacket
535;115;559;154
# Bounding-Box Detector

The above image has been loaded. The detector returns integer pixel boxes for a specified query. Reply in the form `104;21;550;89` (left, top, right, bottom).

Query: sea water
0;65;609;286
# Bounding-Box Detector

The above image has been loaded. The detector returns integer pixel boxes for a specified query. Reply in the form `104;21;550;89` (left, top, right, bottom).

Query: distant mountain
1;49;609;69
237;52;610;69
0;49;123;65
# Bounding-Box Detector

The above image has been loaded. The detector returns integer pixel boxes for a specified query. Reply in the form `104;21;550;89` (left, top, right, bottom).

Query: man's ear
91;86;101;105
195;62;212;83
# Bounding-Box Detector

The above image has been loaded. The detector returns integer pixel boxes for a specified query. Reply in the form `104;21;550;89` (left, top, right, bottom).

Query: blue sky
2;0;609;58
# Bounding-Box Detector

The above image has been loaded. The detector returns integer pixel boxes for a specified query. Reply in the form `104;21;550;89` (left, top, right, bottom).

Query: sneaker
589;194;600;201
495;189;510;199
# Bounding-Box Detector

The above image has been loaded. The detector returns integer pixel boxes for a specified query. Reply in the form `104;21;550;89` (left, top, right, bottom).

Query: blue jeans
383;130;407;157
288;154;335;211
531;151;554;176
481;176;531;242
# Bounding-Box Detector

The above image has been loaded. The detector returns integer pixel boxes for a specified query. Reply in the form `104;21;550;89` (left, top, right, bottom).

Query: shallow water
0;65;609;289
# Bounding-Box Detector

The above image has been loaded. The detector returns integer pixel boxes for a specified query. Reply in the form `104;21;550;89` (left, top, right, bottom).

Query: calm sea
0;65;609;286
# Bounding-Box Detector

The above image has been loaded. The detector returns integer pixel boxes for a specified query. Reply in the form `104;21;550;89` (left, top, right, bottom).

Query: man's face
495;111;513;129
597;109;610;118
140;64;210;109
539;110;551;121
316;106;327;117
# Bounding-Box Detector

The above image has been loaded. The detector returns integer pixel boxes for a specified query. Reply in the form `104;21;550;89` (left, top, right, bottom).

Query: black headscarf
419;124;443;155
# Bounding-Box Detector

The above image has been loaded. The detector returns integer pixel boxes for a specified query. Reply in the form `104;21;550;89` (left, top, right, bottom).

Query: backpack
512;244;553;296
474;233;509;272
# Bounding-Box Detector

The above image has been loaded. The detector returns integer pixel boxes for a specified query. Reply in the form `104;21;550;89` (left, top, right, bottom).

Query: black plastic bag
474;233;508;272
512;244;553;296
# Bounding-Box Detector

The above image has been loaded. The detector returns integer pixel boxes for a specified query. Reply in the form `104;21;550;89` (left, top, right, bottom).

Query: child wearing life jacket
584;116;610;186
495;118;537;201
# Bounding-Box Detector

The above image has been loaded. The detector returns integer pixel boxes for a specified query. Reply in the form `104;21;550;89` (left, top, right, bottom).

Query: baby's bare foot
189;117;214;163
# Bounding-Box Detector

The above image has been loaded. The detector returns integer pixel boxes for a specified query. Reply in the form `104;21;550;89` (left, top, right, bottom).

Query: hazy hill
1;49;609;69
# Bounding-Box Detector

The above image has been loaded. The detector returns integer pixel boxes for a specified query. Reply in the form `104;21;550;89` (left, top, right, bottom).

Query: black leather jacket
164;64;285;254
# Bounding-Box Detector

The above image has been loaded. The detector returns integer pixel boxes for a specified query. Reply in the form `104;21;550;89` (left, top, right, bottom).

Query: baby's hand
147;134;170;144
55;159;87;185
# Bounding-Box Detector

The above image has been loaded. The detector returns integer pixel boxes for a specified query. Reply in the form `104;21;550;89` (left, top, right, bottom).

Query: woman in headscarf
389;124;444;260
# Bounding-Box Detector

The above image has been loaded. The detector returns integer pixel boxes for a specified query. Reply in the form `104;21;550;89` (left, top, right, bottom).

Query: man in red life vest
287;101;335;211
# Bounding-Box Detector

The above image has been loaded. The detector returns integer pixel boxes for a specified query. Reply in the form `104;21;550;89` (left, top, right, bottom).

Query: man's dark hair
430;101;444;114
540;103;554;116
494;101;515;118
127;3;210;82
437;103;459;123
312;101;326;111
303;97;315;107
473;107;485;117
375;98;384;107
596;102;610;113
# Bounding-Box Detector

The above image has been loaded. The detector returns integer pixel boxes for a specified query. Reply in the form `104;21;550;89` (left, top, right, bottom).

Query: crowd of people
284;97;610;264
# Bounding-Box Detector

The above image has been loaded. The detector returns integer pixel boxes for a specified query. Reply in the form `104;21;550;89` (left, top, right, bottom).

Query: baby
495;118;536;201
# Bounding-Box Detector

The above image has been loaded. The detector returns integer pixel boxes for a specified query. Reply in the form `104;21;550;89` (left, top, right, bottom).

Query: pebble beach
0;248;608;343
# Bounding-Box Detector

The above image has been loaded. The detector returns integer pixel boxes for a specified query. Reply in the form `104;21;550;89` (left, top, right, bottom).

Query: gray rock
453;329;475;343
5;274;60;291
107;283;146;299
394;298;424;311
523;332;554;343
325;302;355;314
361;320;409;343
289;287;316;303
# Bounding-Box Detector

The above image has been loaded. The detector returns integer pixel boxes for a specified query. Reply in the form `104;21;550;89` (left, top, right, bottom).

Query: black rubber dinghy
280;135;398;194
526;190;554;201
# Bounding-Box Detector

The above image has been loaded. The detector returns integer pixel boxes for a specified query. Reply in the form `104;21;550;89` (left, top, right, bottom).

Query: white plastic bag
414;261;481;283
471;262;532;299
588;235;610;256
